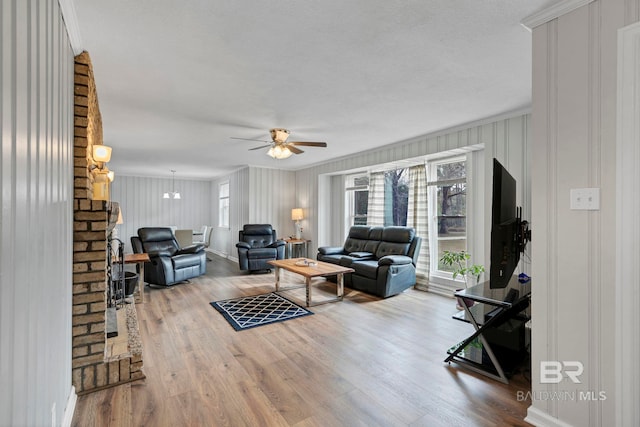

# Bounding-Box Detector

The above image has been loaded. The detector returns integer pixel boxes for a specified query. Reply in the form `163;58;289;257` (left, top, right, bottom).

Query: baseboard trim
525;406;573;427
62;386;77;427
210;249;229;258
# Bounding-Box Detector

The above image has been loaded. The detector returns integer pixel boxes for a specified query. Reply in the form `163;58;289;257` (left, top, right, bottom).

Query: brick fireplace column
72;52;143;394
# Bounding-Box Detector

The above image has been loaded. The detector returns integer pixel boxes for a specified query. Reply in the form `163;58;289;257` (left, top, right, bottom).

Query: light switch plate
570;188;600;210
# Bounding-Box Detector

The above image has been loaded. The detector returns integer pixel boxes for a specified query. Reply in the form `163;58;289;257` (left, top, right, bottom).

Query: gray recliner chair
132;227;206;286
236;224;285;272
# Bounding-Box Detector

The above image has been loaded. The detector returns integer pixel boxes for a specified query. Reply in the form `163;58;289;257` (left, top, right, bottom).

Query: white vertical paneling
0;1;74;426
527;1;631;426
110;175;212;253
616;19;640;427
248;167;295;237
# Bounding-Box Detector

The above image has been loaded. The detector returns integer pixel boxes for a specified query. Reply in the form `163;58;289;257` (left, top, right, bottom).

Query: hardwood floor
72;254;533;427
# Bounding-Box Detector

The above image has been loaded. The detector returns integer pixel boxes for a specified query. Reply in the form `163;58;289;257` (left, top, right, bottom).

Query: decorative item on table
291;208;303;239
295;258;316;267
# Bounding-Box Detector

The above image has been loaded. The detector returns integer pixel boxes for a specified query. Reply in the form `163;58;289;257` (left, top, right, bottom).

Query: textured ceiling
72;0;554;179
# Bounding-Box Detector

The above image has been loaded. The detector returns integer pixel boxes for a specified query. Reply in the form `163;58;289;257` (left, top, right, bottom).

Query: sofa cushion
145;241;177;257
368;227;384;240
318;253;344;264
349;252;374;259
247;248;277;259
378;255;412;266
172;253;203;269
343;238;370;253
376;241;411;258
176;244;205;255
381;226;415;243
362;240;380;254
348;225;371;239
243;236;275;248
351;260;379;279
318;246;344;255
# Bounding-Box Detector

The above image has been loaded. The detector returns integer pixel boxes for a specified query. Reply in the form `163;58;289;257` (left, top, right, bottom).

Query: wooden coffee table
268;258;354;307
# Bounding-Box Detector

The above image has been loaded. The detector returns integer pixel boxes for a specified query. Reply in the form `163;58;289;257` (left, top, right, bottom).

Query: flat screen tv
489;159;527;289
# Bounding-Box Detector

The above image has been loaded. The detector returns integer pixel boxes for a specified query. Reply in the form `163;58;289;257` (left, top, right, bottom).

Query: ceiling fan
231;128;327;159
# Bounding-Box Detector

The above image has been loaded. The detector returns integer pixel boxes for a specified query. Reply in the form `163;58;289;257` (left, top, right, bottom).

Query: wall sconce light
93;145;112;162
291;208;303;239
89;144;112;172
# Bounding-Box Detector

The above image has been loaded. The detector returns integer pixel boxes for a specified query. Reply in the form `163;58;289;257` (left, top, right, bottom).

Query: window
346;174;369;225
383;169;408;226
218;181;229;228
428;156;467;275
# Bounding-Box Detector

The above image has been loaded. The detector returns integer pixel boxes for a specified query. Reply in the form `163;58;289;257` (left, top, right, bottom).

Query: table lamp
291;208;303;239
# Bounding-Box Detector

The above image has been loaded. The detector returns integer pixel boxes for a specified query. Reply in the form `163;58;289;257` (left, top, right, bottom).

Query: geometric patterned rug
210;292;313;331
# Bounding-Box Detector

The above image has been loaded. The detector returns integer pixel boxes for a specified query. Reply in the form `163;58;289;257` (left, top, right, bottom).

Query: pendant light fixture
163;170;181;199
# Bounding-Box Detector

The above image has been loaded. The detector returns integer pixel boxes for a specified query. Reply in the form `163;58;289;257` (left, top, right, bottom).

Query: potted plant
439;250;485;309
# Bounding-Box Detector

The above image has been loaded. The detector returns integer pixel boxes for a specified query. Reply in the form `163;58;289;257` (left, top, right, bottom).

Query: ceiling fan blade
231;137;271;143
288;145;304;154
249;144;272;151
289;141;328;147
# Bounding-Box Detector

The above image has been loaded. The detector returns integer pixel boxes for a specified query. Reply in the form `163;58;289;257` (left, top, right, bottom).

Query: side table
283;238;310;259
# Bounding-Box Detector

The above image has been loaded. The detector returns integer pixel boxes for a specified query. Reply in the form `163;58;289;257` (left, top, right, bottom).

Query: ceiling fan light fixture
267;145;293;159
270;128;290;144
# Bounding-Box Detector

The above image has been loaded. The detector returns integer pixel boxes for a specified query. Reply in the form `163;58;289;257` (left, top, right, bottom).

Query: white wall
0;1;75;425
110;175;212;252
526;0;637;425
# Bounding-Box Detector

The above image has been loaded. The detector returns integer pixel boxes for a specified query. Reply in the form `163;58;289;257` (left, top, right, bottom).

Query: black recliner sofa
236;224;285;272
317;225;421;298
131;227;207;286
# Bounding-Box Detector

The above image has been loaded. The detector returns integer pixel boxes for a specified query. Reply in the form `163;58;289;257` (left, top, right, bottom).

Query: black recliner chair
132;227;206;286
236;224;285;272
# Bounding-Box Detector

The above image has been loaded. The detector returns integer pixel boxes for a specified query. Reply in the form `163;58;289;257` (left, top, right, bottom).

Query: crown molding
58;0;84;55
521;0;596;31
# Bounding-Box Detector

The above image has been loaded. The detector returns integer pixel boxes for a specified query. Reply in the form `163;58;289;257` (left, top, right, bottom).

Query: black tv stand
445;276;531;383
